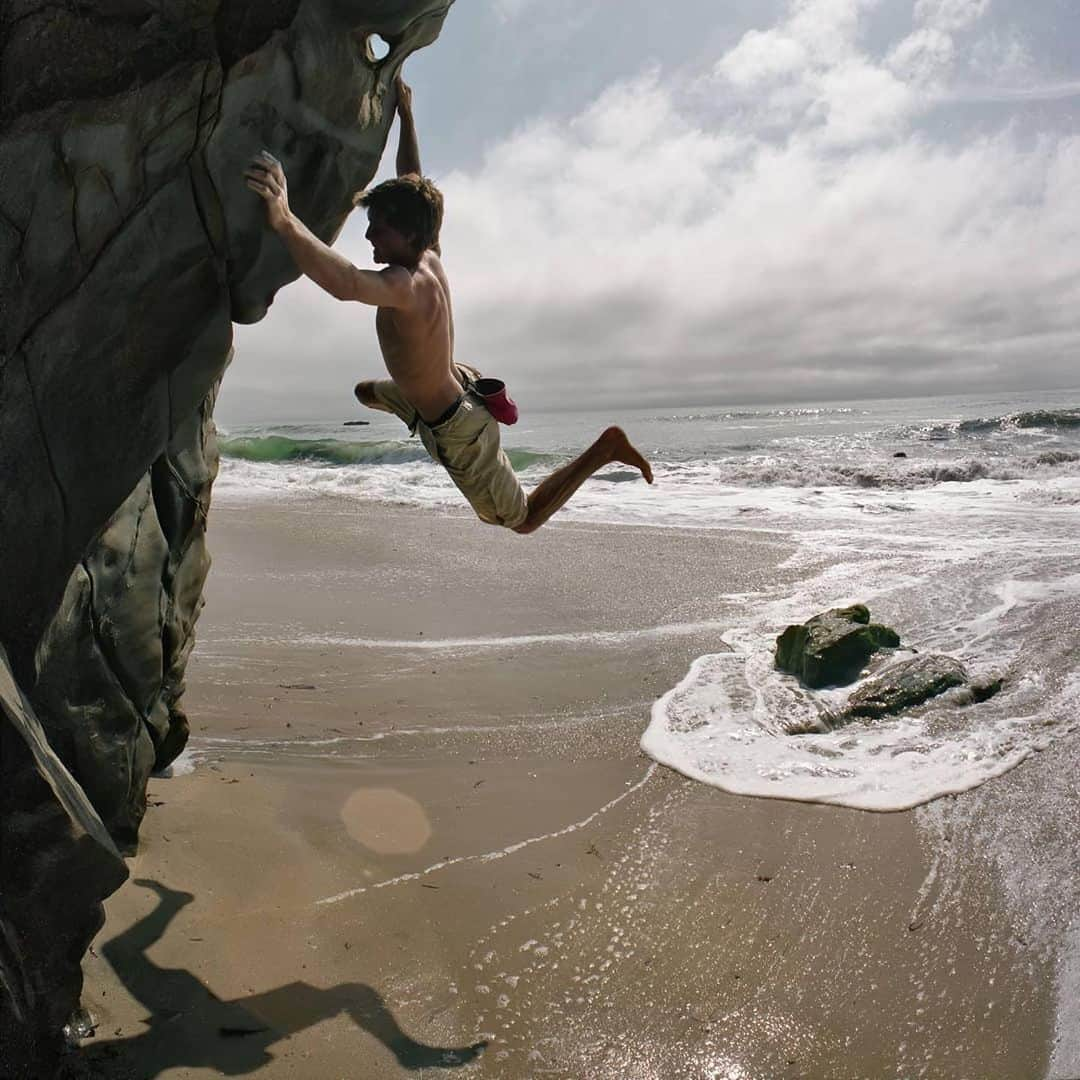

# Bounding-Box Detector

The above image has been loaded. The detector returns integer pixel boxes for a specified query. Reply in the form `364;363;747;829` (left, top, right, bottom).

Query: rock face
0;2;452;1070
1;0;452;675
31;379;224;852
0;647;128;1079
775;605;901;689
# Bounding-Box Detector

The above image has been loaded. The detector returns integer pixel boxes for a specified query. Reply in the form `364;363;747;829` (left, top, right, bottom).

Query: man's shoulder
420;248;444;270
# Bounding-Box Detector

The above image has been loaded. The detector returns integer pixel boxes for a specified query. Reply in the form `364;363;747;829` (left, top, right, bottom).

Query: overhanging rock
0;2;454;1072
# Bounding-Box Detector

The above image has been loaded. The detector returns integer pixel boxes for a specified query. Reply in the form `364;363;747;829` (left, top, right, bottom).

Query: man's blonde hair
354;173;443;252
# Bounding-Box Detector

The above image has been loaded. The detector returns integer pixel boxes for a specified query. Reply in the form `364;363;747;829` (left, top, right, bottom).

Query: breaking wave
674;451;1080;490
920;408;1080;440
219;435;555;472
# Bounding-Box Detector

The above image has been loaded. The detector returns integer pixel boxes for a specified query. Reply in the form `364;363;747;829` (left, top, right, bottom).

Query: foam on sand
641;635;1043;812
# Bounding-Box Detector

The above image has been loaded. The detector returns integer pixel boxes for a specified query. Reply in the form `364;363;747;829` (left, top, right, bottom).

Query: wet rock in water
775;605;901;689
785;655;1007;733
842;654;969;720
893;451;907;458
967;675;1005;703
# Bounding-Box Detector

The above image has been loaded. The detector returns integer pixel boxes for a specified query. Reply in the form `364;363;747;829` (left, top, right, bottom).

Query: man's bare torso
375;250;461;423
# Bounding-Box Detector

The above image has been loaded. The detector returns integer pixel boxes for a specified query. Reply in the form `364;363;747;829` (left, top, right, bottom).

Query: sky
219;0;1080;424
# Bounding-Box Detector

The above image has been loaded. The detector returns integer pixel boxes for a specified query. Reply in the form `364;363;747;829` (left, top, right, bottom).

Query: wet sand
77;498;1058;1078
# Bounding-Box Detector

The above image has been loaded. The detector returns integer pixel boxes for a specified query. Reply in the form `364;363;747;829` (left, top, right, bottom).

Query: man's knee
354;380;381;409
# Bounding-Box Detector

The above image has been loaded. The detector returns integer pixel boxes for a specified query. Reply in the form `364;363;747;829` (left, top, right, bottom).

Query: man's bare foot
602;426;654;483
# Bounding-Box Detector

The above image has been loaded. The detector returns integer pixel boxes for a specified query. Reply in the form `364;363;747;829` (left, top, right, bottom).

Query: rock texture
0;1;453;1071
783;652;1006;734
31;379;225;852
1;0;452;676
775;604;901;689
842;654;968;720
0;647;128;1079
840;654;1003;723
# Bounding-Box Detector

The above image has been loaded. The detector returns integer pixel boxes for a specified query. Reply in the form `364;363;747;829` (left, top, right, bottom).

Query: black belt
424;395;464;429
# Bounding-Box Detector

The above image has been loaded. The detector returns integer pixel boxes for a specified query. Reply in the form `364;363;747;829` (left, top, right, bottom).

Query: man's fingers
249;155;286;184
244;168;280;194
256;150;286;182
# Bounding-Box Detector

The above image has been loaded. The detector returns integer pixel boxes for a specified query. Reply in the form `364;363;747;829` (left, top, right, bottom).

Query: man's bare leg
514;426;652;535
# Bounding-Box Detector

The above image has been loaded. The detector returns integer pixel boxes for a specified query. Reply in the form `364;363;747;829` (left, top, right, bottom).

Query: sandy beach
75;496;1066;1079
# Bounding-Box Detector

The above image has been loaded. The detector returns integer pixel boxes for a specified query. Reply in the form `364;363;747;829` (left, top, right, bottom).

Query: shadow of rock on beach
66;879;486;1077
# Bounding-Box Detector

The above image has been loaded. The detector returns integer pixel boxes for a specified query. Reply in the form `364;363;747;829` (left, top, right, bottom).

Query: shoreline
76;498;1065;1077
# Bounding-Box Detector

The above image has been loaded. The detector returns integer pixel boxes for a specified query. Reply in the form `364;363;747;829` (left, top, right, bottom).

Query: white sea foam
289;620;731;652
215;451;1080;536
642;641;1040;812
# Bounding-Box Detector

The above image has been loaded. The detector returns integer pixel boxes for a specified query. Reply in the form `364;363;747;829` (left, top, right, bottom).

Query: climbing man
244;75;652;533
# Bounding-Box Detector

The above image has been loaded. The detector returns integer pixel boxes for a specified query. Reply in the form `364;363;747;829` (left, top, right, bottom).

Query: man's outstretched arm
244;150;412;307
393;76;441;256
395;77;421;178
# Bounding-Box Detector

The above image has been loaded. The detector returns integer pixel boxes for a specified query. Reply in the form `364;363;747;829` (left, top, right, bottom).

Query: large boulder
0;2;454;1071
1;0;452;678
775;604;901;689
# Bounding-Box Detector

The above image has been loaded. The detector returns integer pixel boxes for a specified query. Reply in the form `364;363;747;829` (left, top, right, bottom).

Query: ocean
215;387;1080;815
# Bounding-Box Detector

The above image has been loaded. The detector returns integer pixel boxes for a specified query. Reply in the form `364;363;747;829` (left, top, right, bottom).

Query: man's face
365;211;415;265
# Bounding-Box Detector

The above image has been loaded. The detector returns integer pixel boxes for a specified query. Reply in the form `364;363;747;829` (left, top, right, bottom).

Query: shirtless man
245;77;652;533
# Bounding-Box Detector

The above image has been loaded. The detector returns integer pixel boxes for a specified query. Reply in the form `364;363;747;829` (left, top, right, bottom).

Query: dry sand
76;499;1055;1078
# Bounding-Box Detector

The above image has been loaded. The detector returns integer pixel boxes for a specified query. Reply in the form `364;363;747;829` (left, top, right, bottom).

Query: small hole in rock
368;34;391;61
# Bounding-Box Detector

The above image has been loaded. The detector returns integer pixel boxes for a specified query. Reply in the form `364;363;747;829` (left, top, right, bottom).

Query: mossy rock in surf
775;604;900;688
827;654;1003;728
841;654;968;720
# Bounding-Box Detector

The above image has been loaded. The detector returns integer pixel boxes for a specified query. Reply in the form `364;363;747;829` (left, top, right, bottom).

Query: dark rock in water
775;604;901;688
968;675;1005;703
842;654;968;720
787;656;1006;734
343;419;371;426
893;451;907;458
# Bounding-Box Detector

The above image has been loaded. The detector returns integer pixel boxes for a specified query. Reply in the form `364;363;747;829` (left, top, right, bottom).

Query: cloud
224;0;1080;421
428;19;1080;407
943;79;1080;104
490;0;534;22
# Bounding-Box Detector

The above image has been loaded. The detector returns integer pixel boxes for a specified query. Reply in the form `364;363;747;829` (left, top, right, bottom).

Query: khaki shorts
369;378;529;530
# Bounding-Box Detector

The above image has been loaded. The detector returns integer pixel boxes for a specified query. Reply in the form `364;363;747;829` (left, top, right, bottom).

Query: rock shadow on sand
71;879;486;1077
